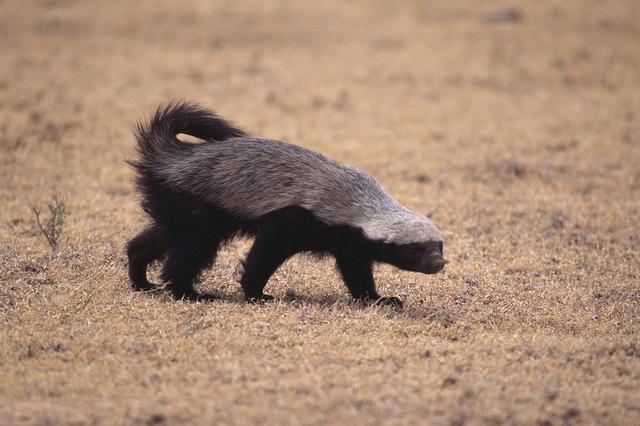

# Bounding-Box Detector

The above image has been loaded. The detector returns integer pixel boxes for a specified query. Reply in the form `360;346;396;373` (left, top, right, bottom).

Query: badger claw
132;281;156;292
373;296;404;309
171;289;217;301
245;293;276;303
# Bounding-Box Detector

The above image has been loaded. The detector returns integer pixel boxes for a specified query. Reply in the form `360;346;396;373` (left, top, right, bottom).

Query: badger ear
365;217;403;244
357;219;387;242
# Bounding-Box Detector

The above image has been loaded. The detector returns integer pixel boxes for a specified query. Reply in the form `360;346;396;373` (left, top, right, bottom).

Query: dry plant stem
32;196;65;251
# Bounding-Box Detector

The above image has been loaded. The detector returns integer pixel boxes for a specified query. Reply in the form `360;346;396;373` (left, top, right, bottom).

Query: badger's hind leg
127;225;167;291
335;254;403;308
161;231;223;301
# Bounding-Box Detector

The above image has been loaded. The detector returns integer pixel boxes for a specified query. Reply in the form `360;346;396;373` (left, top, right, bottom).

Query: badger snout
383;240;447;274
417;241;446;274
419;252;446;274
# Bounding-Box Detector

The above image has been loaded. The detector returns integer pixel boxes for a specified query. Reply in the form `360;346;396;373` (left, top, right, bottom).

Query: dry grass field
1;0;639;424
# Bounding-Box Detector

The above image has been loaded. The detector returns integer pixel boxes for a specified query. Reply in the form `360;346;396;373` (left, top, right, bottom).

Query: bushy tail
129;102;246;218
130;101;246;168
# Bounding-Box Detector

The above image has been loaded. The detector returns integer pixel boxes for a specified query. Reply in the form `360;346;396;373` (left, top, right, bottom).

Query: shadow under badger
127;102;446;306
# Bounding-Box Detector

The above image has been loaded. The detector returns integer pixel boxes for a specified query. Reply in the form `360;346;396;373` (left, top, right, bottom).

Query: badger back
159;137;441;245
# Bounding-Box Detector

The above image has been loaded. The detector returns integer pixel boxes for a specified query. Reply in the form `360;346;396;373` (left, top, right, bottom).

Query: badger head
362;211;446;274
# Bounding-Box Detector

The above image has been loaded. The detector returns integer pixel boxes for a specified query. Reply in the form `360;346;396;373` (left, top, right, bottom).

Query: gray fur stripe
158;136;442;245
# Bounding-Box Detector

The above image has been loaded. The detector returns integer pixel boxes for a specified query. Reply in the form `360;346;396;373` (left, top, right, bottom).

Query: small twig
31;195;65;251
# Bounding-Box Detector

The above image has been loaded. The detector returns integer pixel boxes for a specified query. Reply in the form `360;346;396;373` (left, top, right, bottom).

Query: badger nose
422;253;446;274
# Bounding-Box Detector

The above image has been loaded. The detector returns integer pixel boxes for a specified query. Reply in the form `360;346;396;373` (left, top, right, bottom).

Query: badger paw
245;293;276;303
172;289;217;302
132;281;156;292
373;296;404;309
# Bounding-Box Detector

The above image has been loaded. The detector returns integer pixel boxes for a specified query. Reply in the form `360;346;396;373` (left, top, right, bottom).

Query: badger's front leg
240;225;297;302
335;254;403;308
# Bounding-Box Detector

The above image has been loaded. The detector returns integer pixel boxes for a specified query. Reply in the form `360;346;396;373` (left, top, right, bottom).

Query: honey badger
127;102;446;306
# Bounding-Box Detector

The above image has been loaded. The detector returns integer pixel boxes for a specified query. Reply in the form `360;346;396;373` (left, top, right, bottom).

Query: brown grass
1;0;639;424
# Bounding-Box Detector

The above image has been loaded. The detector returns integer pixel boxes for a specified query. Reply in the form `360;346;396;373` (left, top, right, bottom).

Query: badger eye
409;246;422;255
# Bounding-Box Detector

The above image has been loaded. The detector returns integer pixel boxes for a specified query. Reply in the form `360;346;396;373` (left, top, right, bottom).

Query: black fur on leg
240;213;300;301
127;225;167;291
159;206;237;300
161;237;221;300
335;254;380;301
